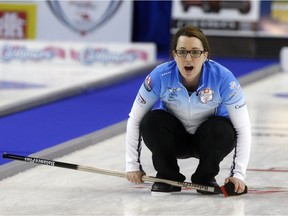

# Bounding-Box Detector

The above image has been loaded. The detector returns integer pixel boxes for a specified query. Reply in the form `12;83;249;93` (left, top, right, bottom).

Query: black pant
140;109;236;183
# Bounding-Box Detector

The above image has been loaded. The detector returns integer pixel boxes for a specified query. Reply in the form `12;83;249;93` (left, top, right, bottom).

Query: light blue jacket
126;60;251;181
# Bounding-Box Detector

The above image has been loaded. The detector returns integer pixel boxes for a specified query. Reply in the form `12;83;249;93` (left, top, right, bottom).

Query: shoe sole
151;191;181;196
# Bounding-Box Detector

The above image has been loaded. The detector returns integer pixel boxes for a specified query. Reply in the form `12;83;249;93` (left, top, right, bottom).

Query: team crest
198;88;214;104
47;0;122;35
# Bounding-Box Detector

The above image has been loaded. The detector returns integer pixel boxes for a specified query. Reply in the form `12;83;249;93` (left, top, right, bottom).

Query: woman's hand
126;171;146;184
224;177;246;194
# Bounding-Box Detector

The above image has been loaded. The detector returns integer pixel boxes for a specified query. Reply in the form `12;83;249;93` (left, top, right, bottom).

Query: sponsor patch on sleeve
229;81;237;90
143;75;152;92
137;93;146;104
228;81;241;100
235;101;246;109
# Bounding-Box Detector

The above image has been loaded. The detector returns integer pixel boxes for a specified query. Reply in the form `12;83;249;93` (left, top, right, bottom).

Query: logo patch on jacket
137;93;146;104
198;88;214;104
143;75;152;92
235;101;246;109
167;87;181;101
167;87;182;92
229;81;237;90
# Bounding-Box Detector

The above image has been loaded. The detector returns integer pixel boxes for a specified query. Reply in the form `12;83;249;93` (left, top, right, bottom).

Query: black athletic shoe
151;182;181;196
196;180;219;195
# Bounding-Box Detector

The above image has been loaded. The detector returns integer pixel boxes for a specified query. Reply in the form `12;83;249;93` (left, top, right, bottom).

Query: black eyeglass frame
175;50;206;58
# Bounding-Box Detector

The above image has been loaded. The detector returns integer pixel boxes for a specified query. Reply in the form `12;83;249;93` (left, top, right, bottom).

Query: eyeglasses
175;50;205;58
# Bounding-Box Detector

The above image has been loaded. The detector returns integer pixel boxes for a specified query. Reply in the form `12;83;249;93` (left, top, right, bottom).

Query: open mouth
184;66;194;71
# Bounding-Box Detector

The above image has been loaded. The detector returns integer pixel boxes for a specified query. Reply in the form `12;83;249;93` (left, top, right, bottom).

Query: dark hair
170;26;210;59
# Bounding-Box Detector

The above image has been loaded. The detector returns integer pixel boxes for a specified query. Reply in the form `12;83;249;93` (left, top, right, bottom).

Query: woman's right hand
125;171;146;184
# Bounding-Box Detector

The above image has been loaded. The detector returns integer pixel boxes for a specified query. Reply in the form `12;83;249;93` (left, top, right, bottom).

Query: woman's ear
172;50;176;58
204;51;209;61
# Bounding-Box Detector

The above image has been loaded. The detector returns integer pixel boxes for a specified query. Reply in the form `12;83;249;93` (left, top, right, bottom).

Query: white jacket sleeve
125;103;147;172
226;101;251;181
125;86;158;172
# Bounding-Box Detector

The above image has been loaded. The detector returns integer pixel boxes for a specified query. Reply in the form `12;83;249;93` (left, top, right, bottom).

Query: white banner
0;41;156;67
0;0;132;42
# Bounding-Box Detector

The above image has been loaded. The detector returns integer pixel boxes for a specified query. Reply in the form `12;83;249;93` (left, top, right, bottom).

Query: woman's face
173;36;208;83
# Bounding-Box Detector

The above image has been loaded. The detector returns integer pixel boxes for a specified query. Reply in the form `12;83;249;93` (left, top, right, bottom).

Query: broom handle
2;152;223;194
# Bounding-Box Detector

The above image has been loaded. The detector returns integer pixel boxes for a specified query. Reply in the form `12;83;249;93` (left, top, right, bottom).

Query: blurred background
0;0;287;168
1;0;287;58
